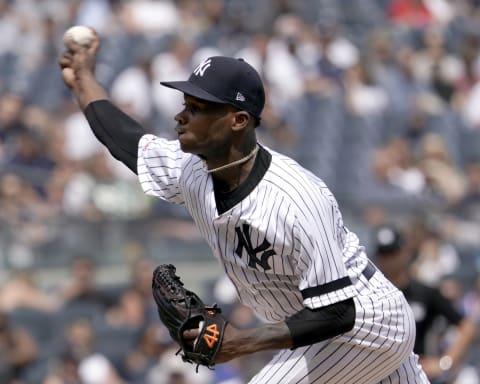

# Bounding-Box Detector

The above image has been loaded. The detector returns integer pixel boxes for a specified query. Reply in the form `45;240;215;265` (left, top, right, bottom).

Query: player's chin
177;136;199;155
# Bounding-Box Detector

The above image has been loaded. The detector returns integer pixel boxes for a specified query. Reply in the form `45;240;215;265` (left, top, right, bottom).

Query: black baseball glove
152;264;227;369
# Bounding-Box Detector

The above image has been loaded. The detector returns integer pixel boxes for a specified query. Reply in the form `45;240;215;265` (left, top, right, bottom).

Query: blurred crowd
1;0;480;383
0;254;269;384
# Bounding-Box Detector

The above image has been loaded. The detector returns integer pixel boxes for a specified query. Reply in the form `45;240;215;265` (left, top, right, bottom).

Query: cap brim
160;81;226;104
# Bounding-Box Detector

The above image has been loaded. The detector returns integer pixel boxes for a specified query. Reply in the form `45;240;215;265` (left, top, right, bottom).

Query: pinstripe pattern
249;275;429;383
137;135;429;383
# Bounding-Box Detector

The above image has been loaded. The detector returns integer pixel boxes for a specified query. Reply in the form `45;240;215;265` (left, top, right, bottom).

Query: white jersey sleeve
137;134;190;204
290;168;360;310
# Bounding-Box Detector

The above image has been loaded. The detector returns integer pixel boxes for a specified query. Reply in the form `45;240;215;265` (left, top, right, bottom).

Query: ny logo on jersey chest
235;224;276;271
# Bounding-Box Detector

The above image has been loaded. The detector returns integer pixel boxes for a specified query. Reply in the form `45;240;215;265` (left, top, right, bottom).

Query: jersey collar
213;144;271;214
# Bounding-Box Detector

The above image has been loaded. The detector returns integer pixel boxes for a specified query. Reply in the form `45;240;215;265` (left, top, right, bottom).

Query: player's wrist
249;323;294;352
74;74;108;110
217;325;253;359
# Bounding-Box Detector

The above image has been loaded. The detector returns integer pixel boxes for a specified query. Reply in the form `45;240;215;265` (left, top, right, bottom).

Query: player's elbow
286;298;355;349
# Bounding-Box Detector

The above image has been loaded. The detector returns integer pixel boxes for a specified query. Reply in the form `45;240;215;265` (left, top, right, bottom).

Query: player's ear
231;111;250;132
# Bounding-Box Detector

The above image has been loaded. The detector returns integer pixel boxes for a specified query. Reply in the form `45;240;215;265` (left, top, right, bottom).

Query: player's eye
182;103;201;114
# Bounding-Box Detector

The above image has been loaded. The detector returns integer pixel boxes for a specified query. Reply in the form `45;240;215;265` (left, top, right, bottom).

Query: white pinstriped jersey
140;135;372;320
137;134;430;383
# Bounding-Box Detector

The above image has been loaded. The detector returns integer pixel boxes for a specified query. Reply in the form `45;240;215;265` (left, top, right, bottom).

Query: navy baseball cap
161;56;265;118
373;225;404;255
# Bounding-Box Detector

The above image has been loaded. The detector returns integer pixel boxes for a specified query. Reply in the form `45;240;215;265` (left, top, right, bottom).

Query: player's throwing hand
58;27;99;90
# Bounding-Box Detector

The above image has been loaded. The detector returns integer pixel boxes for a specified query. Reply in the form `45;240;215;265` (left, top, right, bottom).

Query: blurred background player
373;224;477;384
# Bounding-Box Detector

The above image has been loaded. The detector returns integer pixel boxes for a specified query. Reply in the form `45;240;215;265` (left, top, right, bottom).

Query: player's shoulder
139;134;180;152
265;147;328;190
262;146;337;211
266;146;314;176
139;135;195;164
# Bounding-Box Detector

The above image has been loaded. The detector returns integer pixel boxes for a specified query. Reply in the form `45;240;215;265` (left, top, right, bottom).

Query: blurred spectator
0;268;58;314
254;85;298;157
382;45;431;118
150;36;194;130
58;318;96;363
313;17;359;72
402;93;445;150
0;93;27;147
42;353;80;384
78;353;125;384
411;226;460;287
104;288;146;329
123;323;173;383
367;28;400;92
0;311;38;383
61;151;149;221
74;0;113;33
61;110;104;163
7;129;55;179
261;14;308;109
374;224;476;383
47;317;126;384
110;51;156;124
126;257;158;324
453;159;480;221
362;143;425;211
388;0;435;29
440;159;480;251
411;27;465;103
383;137;426;196
146;346;213;384
120;0;179;37
0;172;59;249
418;133;467;205
462;275;480;327
57;256;111;309
451;33;480;120
302;17;358;97
234;32;270;75
461;75;480;130
344;60;389;116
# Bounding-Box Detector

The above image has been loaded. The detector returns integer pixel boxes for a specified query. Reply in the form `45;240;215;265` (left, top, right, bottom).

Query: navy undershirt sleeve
84;100;146;174
285;298;356;348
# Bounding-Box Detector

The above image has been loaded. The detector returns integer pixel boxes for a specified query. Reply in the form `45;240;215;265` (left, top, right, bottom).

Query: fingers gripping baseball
59;26;100;89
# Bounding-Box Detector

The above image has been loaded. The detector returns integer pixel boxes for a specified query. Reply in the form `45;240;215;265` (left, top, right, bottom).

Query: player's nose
174;110;187;126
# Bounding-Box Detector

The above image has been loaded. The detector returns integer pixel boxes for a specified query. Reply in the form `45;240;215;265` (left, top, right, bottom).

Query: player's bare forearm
445;318;476;367
70;69;108;111
420;318;476;379
215;322;293;363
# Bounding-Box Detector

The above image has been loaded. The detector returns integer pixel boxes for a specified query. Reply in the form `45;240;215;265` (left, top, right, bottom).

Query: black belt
362;260;376;281
300;260;377;300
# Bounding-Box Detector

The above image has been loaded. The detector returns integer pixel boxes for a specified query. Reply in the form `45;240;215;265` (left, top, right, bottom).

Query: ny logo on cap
193;58;212;77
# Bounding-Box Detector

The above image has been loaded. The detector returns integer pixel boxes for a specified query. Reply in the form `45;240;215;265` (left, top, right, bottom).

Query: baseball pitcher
59;28;430;383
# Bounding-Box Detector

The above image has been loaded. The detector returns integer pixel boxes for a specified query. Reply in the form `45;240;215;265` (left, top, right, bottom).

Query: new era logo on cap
236;92;245;102
160;56;265;118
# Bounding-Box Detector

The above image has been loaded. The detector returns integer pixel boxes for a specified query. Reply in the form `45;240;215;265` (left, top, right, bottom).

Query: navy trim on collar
213;145;271;214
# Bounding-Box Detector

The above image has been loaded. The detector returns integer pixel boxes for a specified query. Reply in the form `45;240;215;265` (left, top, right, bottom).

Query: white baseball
63;25;95;48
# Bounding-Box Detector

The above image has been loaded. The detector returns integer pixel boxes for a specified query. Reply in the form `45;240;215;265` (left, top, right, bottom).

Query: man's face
376;248;409;278
174;95;235;159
